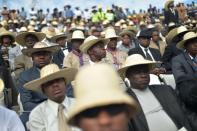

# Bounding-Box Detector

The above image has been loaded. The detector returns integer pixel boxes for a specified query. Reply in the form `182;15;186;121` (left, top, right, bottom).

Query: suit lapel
137;47;146;58
127;88;149;131
183;52;196;72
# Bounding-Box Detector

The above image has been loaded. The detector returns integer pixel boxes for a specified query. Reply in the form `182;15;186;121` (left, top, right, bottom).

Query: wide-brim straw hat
15;31;46;46
0;79;4;93
105;27;120;39
119;29;135;38
80;35;109;53
118;54;156;78
176;32;197;49
22;42;60;57
51;33;67;43
0;30;15;43
69;30;85;41
165;0;174;11
165;26;188;44
67;64;138;126
41;27;59;39
24;64;77;93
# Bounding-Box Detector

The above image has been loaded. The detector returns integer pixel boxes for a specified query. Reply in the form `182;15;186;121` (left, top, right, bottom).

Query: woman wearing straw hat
24;64;78;131
172;31;197;82
105;27;128;69
67;64;138;131
118;54;192;131
63;30;89;68
0;79;25;131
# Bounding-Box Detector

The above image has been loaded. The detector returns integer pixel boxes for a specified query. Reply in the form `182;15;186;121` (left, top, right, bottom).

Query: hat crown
105;27;118;39
83;35;98;43
75;64;122;98
71;30;85;39
40;64;60;78
33;42;48;49
177;26;187;34
183;32;197;41
123;54;148;67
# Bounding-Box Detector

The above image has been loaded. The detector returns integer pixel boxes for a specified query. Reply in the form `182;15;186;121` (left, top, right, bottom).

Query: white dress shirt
29;97;80;131
139;45;155;61
132;88;178;131
0;106;25;131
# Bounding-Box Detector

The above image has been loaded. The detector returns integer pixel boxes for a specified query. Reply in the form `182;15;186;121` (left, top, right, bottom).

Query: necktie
192;58;197;71
58;104;70;131
144;48;153;61
72;50;84;66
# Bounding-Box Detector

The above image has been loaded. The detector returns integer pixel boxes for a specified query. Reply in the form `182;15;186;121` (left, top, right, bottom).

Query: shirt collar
139;44;149;50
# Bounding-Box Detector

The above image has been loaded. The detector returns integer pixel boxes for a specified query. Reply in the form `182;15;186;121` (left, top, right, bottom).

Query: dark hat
137;29;151;39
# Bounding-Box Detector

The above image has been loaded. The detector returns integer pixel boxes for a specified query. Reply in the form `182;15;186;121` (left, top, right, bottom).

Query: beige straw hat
105;27;119;39
67;64;138;126
15;31;46;46
22;42;60;57
118;54;156;78
51;33;67;43
24;64;77;93
41;27;60;39
69;30;85;40
176;32;197;49
80;35;109;53
0;30;15;43
119;29;135;38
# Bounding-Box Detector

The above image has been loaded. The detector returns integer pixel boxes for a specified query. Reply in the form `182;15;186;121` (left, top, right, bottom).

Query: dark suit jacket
164;9;179;25
52;49;65;68
172;52;197;82
162;43;183;73
127;85;192;131
128;47;162;61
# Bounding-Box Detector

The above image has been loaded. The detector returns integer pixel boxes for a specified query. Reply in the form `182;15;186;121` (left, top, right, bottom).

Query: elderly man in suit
172;31;197;82
128;29;165;75
18;42;60;127
14;31;46;80
118;54;192;131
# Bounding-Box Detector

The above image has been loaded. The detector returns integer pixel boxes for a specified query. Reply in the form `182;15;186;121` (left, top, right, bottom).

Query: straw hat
67;64;138;126
69;30;85;41
22;42;60;57
176;32;197;49
19;26;28;32
80;35;109;53
118;54;156;78
119;29;135;38
51;21;58;26
24;64;77;93
51;33;67;43
164;0;174;11
0;79;4;93
0;30;15;43
115;22;121;27
105;27;119;39
15;31;46;46
165;26;188;43
41;27;59;39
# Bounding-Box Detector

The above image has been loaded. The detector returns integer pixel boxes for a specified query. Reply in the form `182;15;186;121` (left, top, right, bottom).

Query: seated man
118;54;192;131
172;31;197;82
67;64;138;131
24;64;78;131
0;78;25;131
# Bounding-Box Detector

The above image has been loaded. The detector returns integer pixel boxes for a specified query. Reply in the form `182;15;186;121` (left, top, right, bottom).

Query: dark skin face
121;35;131;47
25;34;39;48
72;39;84;52
56;37;66;48
2;36;13;47
32;51;52;69
152;31;160;42
78;104;129;131
107;38;118;51
126;65;150;90
185;38;197;57
42;78;66;103
138;37;151;48
88;42;106;62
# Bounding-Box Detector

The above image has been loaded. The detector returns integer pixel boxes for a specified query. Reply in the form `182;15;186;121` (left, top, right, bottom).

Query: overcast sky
0;0;192;12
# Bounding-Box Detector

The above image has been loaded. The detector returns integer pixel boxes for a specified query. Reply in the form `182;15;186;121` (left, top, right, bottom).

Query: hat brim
176;36;197;49
0;32;15;43
118;61;156;79
16;32;46;46
22;45;60;57
80;38;109;53
51;34;67;43
24;68;78;93
67;90;138;126
119;31;135;38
